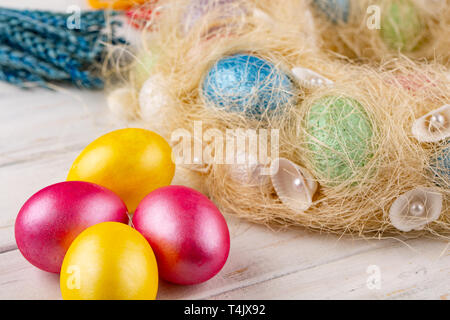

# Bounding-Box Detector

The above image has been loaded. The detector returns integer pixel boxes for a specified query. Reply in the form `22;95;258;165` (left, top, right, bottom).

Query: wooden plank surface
0;0;448;300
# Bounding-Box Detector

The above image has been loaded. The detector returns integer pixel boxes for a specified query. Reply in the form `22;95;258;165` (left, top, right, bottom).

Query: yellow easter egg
60;222;158;300
67;128;175;212
88;0;147;10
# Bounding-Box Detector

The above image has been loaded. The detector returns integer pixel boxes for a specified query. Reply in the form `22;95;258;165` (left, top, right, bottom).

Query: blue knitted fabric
430;140;450;188
0;67;46;88
0;8;126;89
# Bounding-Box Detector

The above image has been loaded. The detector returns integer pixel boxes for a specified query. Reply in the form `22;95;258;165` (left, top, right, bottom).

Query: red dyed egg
133;185;230;285
15;181;129;273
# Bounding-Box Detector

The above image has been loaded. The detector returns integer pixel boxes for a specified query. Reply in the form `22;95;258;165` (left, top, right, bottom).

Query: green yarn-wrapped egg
306;96;374;185
380;0;423;52
133;49;160;89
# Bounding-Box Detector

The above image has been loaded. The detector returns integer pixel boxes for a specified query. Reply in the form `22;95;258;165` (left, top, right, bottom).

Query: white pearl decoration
291;67;334;89
412;104;450;143
409;201;425;217
429;113;446;131
270;158;318;212
389;188;443;232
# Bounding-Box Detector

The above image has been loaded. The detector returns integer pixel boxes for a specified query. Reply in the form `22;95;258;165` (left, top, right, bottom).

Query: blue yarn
430;141;449;188
0;10;79;44
202;54;297;119
0;25;103;88
0;67;46;88
0;45;69;80
0;8;125;89
312;0;350;23
0;8;115;33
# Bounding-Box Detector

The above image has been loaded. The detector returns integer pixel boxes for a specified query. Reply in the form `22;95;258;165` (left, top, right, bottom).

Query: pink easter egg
15;181;129;273
133;185;230;285
394;73;434;93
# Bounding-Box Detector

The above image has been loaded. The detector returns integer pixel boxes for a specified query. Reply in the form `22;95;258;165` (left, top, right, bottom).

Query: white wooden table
0;0;449;300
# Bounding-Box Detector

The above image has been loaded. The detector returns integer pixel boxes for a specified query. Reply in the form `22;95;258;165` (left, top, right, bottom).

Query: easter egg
133;49;160;89
313;0;350;23
67;128;175;212
430;142;449;187
88;0;147;10
133;185;230;285
202;54;297;119
306;96;374;185
107;87;138;120
394;73;432;93
139;74;173;126
15;181;128;273
182;0;244;34
380;0;423;52
60;222;158;300
126;3;160;30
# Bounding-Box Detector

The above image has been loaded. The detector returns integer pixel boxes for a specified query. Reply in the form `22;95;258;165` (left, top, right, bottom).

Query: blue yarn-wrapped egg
202;54;297;118
313;0;350;23
182;0;243;34
430;142;449;188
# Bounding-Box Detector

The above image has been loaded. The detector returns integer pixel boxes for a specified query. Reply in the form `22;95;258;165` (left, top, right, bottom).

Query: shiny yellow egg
67;128;175;212
60;222;159;300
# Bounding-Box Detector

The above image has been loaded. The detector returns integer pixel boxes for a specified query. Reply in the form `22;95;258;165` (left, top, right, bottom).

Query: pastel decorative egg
126;3;160;30
67;128;175;213
394;73;433;93
182;0;245;34
107;87;138;120
60;222;158;300
139;74;173;126
306;96;374;185
15;181;129;273
133;49;160;89
380;0;423;52
202;54;297;119
312;0;350;23
133;185;230;285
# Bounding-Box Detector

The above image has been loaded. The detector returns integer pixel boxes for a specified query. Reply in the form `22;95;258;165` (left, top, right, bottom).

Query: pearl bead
429;113;446;129
409;201;425;217
294;178;302;187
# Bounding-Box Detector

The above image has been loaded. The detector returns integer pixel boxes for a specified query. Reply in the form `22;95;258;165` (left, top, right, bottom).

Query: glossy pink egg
133;185;230;285
15;181;129;273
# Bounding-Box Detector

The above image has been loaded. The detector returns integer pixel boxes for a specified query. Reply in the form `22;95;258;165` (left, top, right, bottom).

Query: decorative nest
308;0;450;64
109;0;449;239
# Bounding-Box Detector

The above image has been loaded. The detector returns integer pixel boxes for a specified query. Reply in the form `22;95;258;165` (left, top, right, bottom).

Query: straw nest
108;0;449;239
308;0;450;65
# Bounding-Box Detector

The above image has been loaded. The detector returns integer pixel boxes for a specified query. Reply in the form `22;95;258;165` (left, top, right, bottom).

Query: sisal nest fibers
308;0;450;65
109;0;449;239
